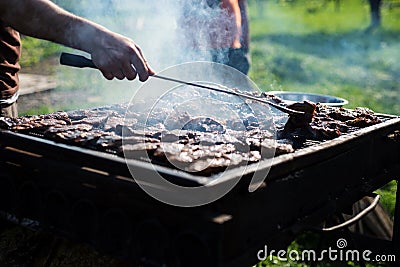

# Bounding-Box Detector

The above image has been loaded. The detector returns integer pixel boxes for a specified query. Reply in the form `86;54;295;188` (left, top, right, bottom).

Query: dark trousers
211;48;250;75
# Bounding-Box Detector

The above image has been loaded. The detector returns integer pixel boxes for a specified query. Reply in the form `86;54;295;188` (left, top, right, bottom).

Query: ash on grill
0;93;381;176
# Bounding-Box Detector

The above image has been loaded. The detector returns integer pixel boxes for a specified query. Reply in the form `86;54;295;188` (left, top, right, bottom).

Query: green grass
20;36;63;67
248;0;400;115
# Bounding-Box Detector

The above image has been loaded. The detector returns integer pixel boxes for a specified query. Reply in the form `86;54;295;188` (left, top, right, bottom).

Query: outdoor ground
4;0;400;266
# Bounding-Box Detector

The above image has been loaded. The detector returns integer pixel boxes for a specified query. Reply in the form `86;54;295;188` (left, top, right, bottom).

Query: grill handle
318;194;381;232
291;194;381;233
60;52;97;69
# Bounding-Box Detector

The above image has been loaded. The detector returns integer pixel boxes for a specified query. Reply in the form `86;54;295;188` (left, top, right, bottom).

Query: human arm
221;0;242;48
0;0;154;81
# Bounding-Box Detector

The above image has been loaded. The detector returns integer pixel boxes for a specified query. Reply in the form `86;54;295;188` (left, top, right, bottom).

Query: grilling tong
59;52;304;116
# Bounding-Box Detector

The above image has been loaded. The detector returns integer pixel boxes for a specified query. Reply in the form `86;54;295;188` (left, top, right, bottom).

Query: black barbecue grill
0;105;400;266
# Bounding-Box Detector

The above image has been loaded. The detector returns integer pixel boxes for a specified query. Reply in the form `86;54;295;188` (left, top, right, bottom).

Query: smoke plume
55;0;238;107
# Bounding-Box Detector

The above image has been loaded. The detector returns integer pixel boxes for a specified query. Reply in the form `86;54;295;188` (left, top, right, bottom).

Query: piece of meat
261;139;294;158
284;100;317;131
346;116;380;127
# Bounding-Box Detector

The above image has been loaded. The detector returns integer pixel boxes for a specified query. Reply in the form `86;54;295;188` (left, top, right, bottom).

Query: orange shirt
0;20;21;99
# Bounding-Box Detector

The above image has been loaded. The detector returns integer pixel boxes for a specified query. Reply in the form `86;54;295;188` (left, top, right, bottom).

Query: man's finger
122;63;137;81
114;70;125;80
136;45;155;76
130;46;149;82
101;70;114;80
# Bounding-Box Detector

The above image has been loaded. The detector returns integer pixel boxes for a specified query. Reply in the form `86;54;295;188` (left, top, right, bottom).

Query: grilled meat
284;101;317;132
282;102;380;141
0;99;382;176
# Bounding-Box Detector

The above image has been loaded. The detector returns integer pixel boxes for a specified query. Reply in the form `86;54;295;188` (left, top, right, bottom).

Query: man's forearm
221;0;242;48
0;0;109;54
0;0;154;81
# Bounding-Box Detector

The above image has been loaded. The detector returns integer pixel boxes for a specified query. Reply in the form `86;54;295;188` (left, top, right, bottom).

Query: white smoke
57;0;236;69
55;0;239;107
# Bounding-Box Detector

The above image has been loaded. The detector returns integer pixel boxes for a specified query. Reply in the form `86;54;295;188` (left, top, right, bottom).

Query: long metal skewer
153;75;304;116
59;52;304;116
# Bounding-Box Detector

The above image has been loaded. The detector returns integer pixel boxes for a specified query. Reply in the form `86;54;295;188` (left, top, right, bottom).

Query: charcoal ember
182;117;225;133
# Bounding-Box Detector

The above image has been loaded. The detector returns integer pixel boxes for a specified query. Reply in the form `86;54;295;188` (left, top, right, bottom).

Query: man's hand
91;32;155;81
